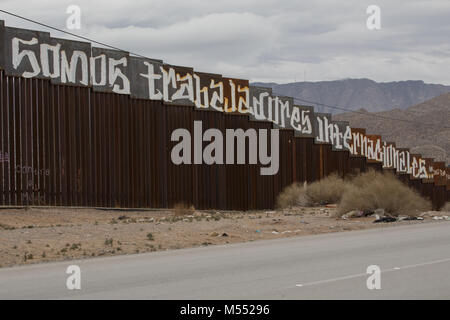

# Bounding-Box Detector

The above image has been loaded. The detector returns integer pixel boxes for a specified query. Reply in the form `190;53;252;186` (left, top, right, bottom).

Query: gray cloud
1;0;450;84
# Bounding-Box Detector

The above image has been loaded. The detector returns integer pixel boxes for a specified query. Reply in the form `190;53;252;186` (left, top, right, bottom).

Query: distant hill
252;78;450;114
333;93;450;164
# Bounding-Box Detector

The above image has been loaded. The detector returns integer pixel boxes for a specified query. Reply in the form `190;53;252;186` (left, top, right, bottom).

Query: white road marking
294;257;450;288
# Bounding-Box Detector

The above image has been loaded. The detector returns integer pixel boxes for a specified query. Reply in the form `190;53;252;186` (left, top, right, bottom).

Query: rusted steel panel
408;177;422;194
313;113;333;145
1;26;51;79
15;77;24;205
273;129;294;206
327;147;348;177
365;135;382;163
422;158;435;183
366;161;383;171
303;138;316;182
192;110;215;209
322;144;334;176
193;72;224;113
293;137;315;183
349;156;366;175
396;148;410;174
91;48;130;95
0;71;7;204
382;142;396;169
248;120;274;210
433;162;447;186
165;104;194;207
191;109;227;209
397;172;409;185
223;114;250;211
0;68;446;211
161;65;195;107
291;106;315;138
50;80;61;205
349;128;366;157
0;21;447;211
129;57;164;100
76;86;86;206
271;95;293;130
409;154;425;180
148;99;168;208
311;143;323;181
446;167;450;192
447;167;450;202
432;186;446;210
128;94;137;208
223;78;250;114
36;79;46;205
421;182;434;204
135;99;146;207
326;149;350;177
333;121;352;152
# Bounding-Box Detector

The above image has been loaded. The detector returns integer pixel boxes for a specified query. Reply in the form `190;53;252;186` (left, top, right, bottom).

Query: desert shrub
442;202;450;212
349;169;380;188
338;170;431;216
276;170;431;216
276;182;310;208
172;202;195;216
306;174;350;205
276;174;349;208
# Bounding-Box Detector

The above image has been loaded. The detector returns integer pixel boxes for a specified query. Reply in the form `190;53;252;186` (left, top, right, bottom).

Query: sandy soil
0;206;445;268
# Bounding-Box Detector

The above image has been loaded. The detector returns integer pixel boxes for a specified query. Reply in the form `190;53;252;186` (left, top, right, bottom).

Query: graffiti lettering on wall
0;20;447;185
433;162;447;186
349;128;367;157
192;71;224;112
446;168;450;190
422;158;436;182
290;105;314;136
314;113;351;151
349;129;430;179
382;142;395;168
397;149;412;174
0;151;9;163
410;154;427;180
12;164;51;203
21;192;46;205
15;164;50;177
0;21;323;139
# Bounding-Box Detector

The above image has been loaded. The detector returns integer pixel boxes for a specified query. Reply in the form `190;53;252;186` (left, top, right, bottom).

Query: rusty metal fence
0;70;448;210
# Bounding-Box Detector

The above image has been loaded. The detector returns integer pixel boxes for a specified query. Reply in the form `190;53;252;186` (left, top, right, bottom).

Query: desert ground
0;205;449;268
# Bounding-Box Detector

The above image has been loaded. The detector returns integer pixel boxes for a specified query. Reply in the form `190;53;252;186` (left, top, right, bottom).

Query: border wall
0;20;448;210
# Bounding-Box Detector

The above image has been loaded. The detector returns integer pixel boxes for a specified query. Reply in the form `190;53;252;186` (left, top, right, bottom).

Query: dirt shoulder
0;206;446;268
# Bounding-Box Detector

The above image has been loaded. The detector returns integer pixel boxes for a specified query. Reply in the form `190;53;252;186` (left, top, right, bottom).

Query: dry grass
277;170;431;216
338;170;431;216
277;174;349;208
442;202;450;212
276;182;310;208
172;203;195;217
306;174;350;205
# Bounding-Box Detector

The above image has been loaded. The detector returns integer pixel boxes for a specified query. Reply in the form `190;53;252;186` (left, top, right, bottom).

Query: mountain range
252;78;450;114
333;93;450;164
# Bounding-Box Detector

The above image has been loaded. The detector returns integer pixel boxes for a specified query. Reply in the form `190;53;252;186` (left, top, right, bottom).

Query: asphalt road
1;222;450;299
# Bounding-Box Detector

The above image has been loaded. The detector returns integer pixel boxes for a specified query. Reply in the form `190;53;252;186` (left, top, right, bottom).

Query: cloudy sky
1;0;450;84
